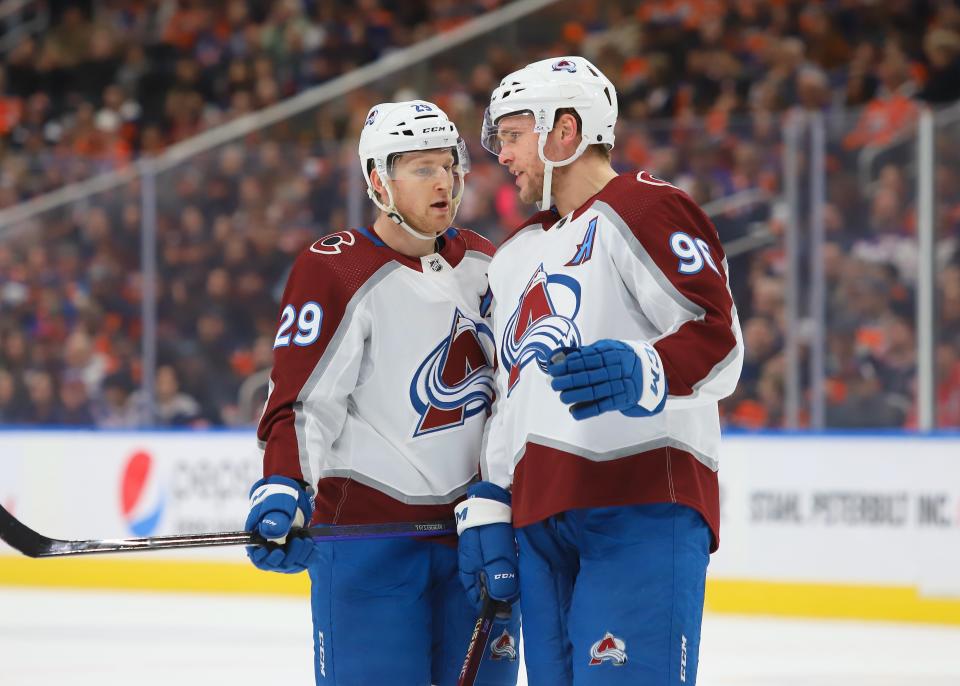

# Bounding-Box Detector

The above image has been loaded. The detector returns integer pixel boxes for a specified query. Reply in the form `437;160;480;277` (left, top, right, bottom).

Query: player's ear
556;112;580;152
370;167;386;195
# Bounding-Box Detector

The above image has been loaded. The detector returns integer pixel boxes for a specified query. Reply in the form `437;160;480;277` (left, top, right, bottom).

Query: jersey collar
357;226;465;271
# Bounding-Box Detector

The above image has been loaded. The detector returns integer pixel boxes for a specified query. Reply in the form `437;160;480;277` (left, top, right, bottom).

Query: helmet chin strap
536;134;590;212
540;162;554;213
365;160;466;243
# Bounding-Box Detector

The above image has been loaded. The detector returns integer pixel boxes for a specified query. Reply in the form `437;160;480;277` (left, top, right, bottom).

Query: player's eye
498;130;521;145
414;167;434;178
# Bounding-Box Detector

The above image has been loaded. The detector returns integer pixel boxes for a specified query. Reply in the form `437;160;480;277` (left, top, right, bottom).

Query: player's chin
518;184;540;205
414;215;448;237
424;206;453;230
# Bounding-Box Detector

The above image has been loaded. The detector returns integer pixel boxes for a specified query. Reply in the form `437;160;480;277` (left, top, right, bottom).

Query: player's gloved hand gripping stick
244;475;319;573
455;489;516;686
454;481;520;609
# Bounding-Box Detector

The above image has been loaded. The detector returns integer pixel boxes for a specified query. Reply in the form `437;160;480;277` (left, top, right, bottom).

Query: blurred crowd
0;0;511;205
1;0;959;429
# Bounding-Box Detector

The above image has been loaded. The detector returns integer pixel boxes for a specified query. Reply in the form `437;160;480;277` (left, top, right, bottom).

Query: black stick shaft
0;504;454;558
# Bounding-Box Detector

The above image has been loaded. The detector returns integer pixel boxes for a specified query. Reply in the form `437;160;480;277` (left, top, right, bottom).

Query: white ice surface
1;588;959;685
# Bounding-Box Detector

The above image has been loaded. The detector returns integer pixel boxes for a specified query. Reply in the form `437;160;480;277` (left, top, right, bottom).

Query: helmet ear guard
482;56;618;210
358;100;469;241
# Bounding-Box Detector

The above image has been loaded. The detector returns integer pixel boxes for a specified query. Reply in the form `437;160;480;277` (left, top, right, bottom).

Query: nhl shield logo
490;628;517;661
589;632;627;666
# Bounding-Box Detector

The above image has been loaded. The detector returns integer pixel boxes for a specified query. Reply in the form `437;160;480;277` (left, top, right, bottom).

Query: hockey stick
0;503;455;558
457;586;511;686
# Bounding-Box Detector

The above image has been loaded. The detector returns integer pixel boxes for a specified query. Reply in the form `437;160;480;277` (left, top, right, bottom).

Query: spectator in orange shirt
843;45;918;151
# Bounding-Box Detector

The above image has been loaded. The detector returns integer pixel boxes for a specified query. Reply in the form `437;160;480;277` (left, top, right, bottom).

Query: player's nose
434;172;451;192
497;147;512;166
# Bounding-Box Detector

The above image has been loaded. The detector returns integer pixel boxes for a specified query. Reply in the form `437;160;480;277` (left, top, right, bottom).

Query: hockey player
455;57;744;685
245;100;520;686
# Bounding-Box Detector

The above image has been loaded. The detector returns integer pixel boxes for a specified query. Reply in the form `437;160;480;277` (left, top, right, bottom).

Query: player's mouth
430;200;449;212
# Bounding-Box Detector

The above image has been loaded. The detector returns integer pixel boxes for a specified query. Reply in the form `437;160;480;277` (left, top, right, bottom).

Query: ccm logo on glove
548;339;668;420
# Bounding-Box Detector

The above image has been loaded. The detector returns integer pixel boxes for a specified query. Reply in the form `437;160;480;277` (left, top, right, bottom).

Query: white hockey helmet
359;100;470;241
482;56;618;210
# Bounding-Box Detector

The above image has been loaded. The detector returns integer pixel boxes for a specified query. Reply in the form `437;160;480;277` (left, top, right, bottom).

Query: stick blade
0;502;57;557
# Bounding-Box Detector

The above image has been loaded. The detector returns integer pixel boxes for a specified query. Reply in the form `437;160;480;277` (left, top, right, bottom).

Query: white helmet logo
364;109;378;127
551;59;577;73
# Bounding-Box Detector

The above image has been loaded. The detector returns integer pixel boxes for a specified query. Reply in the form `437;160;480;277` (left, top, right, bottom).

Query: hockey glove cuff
454;482;512;535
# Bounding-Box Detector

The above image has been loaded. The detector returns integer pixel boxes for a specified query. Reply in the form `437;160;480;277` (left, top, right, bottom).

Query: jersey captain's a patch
565;216;598;266
501;264;581;394
410;309;495;436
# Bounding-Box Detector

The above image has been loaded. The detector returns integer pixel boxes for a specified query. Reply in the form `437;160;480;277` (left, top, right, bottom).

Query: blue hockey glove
454;482;519;610
245;475;318;574
547;339;668;420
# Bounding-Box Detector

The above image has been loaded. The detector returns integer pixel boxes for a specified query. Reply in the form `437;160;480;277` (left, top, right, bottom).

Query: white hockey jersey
257;227;496;526
482;172;743;549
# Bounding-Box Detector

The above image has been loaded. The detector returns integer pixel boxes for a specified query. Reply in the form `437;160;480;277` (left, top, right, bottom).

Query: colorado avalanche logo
552;59;578;73
589;632;628;666
410;309;495;437
501;265;581;394
490;628;517;661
